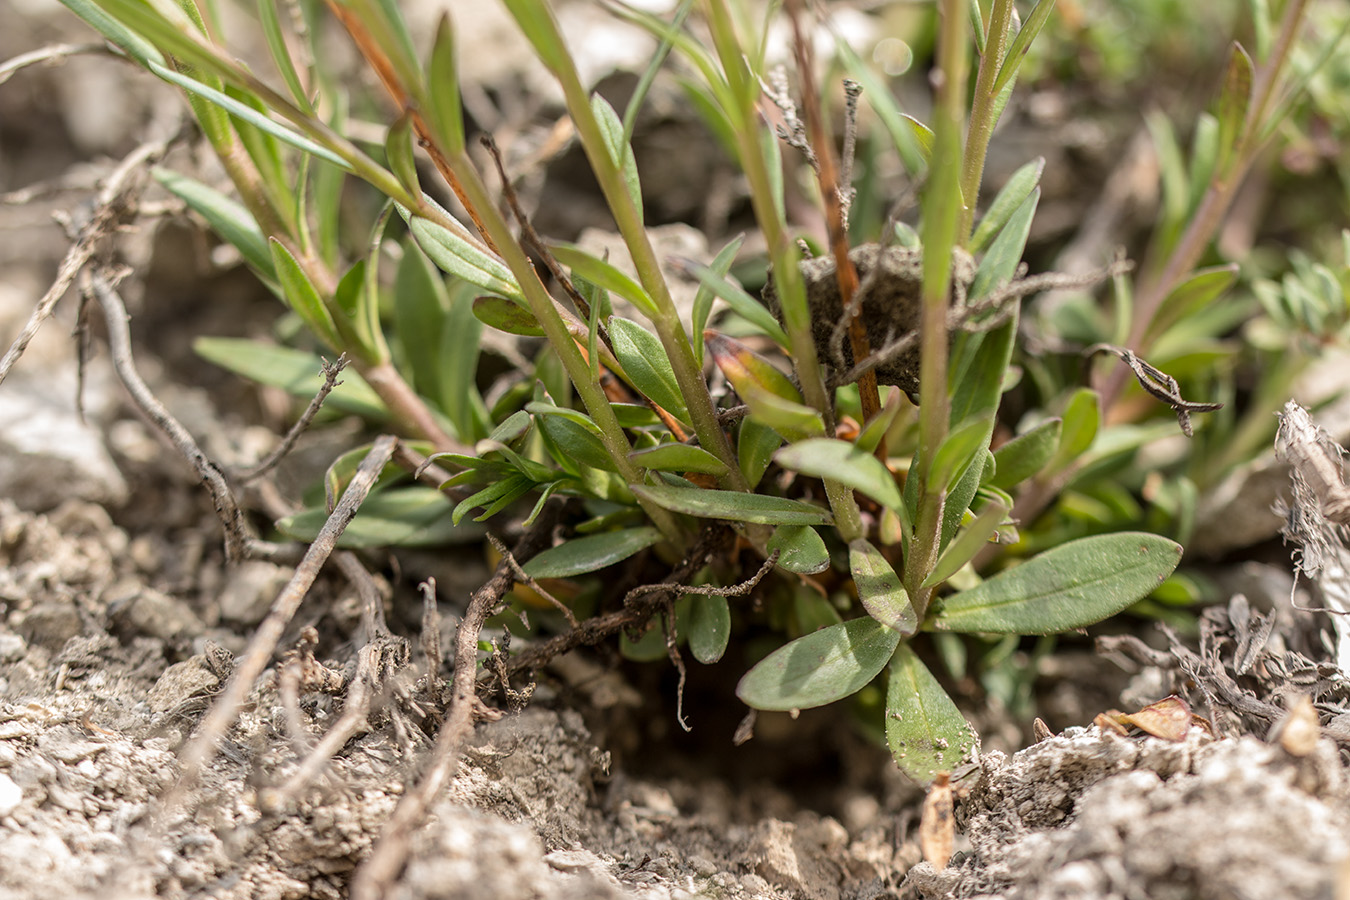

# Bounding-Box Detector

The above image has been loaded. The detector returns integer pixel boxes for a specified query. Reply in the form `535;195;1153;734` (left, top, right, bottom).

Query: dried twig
350;504;559;900
234;354;350;483
0;136;174;386
1086;343;1223;437
0;42;116;86
164;434;399;811
84;270;298;564
486;532;580;629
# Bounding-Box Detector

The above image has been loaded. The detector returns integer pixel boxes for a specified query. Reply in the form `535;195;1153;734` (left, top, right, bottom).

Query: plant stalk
957;0;1016;242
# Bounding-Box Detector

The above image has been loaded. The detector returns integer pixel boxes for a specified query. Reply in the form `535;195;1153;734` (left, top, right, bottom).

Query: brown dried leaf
1116;695;1192;741
1276;694;1320;757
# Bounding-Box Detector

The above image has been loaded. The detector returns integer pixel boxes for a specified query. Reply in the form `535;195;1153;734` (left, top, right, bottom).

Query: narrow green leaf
472;295;545;336
681;259;789;346
920;499;1009;588
147;61;349;169
775;438;904;511
991;0;1056;96
708;332;822;439
1046;388;1100;474
1146;264;1239;342
385;112;420;196
629;442;729;476
269;237;341;349
902;115;935;163
632;484;832;526
929;417;992;493
277;486;478;547
687;593;731;663
855;387;905;454
969;188;1039;303
549;244;658;319
453;475;532;524
257;0;312;112
592;93;643;221
323;440;426;511
988;418;1062;490
691;234;746;363
439;282;487;441
970;157;1044;255
402;204;523;301
609;316;689;423
522;527;663;579
194;337;386;418
941;450;991;549
394;241;449;399
59;0;164;66
850;539;917;634
736;618;901;712
887;644;977;783
153;169;277;282
427;14;466;153
930;532;1183;634
1215;42;1253;176
768;525;830;575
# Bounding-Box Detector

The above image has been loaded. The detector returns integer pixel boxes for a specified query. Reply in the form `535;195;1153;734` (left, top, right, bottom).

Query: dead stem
350;503;559;900
164;434;398;812
234;354;350;483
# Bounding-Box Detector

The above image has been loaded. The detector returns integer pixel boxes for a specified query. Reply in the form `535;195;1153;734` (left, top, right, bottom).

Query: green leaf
681;259;789;347
942;450;991;549
60;0;164;67
147;61;349;169
153;169;276;283
522;527;663;579
536;412;617;473
855;387;905;455
385;112;420;196
768;525;830;575
708;332;823;440
687;593;731;663
1146;264;1240;342
921;499;1009;589
850;539;917;634
991;0;1057;96
194;337;387;419
402;204;523;301
738;417;782;490
969;188;1039;303
472;295;545;336
774;438;904;511
989;418;1062;490
1215;42;1253;176
394;242;449;400
277;486;480;547
608;316;690;424
592;93;643;221
691;235;746;363
629;442;729;476
549;244;658;319
886;644;978;783
324;441;426;511
929;532;1183;634
269;238;341;349
970;158;1044;255
736;618;901;712
1046;388;1100;474
452;474;533;524
426;14;466;153
632;484;832;526
257;0;312;113
929;417;992;493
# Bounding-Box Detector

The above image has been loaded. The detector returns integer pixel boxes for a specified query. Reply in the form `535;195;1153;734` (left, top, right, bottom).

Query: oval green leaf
736;618;902;712
768;525;830;575
849;539;917;634
687;593;731;664
775;438;904;511
886;643;978;784
473;295;545;336
989;418;1062;490
522;527;663;579
632;483;832;526
609;316;689;423
929;532;1183;634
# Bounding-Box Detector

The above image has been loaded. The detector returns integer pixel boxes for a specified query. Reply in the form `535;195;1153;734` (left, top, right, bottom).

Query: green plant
59;0;1271;785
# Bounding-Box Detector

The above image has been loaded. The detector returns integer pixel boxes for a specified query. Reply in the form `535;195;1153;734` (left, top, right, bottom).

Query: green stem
447;151;685;542
957;0;1015;242
904;0;968;615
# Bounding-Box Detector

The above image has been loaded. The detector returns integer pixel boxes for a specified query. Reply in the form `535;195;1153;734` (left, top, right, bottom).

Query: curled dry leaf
920;772;955;870
1095;695;1193;741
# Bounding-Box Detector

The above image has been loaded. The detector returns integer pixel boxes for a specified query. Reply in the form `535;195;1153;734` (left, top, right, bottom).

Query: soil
3;3;1350;899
